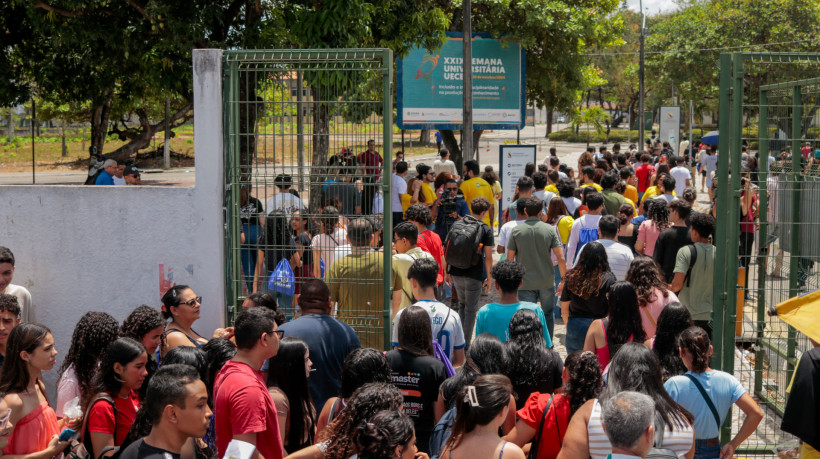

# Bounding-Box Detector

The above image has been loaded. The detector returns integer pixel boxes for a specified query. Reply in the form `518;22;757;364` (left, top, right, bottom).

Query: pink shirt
637;220;663;257
640;287;678;339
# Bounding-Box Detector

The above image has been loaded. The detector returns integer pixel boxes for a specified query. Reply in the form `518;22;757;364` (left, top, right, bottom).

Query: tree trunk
6;113;12;141
90;90;113;154
106;102;193;162
61;121;67;157
441;130;461;172
419;129;430;144
546;109;553;137
239;75;260;183
310;90;330;213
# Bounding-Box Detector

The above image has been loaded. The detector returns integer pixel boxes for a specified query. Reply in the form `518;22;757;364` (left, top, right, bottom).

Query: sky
625;0;681;15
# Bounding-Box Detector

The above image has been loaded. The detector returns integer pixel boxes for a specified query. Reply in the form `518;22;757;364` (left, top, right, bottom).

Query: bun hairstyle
677;326;711;373
355;411;415;459
445;374;512;451
161;285;191;320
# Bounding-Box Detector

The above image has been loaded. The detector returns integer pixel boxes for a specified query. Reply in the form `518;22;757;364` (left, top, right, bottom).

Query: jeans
694;439;721;459
452;276;483;348
241;224;262;291
553;266;562;319
392;211;404;227
273;291;294;320
518;288;556;340
566;317;595;354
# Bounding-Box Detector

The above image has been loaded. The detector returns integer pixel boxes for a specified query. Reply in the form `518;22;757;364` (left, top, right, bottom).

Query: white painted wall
0;49;225;398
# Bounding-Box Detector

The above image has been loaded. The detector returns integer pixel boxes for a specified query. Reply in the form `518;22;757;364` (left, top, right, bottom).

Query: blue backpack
429;406;457;459
574;224;599;262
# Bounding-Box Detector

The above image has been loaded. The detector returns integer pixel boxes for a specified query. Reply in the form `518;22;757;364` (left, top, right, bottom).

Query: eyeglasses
268;330;284;339
0;408;11;426
179;296;203;307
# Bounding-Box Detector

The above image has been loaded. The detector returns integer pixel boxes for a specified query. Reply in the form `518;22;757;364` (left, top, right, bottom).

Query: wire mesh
223;49;393;349
715;53;820;455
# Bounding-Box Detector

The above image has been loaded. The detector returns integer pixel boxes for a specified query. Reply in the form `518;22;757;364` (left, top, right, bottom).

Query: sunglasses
179;296;203;307
0;409;11;426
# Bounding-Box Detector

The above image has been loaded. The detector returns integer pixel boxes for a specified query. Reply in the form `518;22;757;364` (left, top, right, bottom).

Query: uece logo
415;54;440;84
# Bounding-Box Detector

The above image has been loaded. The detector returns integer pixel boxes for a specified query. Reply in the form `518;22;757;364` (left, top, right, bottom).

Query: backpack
429;405;457;459
683;244;698;288
574;220;600;262
67;393;120;459
444;216;484;269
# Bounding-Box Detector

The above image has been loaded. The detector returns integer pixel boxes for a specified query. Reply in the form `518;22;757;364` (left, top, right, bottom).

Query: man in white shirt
670;156;692;196
566;192;604;268
432;149;458;178
266;174;305;216
112;163;127;185
679;135;690;159
497;199;527;254
392;161;408;225
576;216;633;281
0;247;32;323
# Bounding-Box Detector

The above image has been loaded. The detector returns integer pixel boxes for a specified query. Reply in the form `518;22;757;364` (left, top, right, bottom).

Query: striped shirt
587;399;694;459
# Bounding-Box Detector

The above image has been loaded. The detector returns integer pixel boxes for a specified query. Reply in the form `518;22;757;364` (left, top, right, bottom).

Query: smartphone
59;428;76;442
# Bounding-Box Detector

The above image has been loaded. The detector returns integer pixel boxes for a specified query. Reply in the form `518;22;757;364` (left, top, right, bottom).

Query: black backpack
444;215;484;269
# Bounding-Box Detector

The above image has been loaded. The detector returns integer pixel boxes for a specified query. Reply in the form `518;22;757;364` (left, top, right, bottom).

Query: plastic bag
268;258;295;296
63;396;83;422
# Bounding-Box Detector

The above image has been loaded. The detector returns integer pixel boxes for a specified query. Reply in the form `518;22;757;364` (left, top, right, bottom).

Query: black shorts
701;169;707;177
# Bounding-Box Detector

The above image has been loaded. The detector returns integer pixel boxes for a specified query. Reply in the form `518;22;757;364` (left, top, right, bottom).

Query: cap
123;165;140;177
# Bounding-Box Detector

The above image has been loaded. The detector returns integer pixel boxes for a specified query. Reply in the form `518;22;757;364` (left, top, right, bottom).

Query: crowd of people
2;134;817;459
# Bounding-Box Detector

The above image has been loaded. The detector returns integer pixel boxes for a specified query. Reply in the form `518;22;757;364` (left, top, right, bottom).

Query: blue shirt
434;197;470;241
631;214;648;226
664;370;745;439
474;301;553;347
95;170;114;185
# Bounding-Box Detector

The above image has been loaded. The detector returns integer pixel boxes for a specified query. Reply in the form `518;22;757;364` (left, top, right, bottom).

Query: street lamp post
638;1;646;153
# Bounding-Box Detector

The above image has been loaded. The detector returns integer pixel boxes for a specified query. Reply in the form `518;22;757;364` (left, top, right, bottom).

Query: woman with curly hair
56;311;120;418
356;410;418;459
635;198;670;256
288;382;403;459
311;206;346;280
625;257;678;339
583;281;647;369
560;241;617;354
559;343;695;459
505;350;602;459
647;302;692;381
119;305;164;399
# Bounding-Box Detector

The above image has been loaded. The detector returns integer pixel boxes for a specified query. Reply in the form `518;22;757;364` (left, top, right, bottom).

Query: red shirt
417;230;445;285
357;150;384;177
214;360;283;459
635;163;655;192
87;390;140;446
516;393;572;459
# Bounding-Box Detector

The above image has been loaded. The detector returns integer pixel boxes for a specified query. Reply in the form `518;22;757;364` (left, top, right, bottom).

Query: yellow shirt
624;184;639;205
546;184;559;195
580;182;603;192
421;182;437;204
400;193;412;214
555;215;574;244
642;186;676;204
460;177;496;225
624;197;638;216
491;181;503;198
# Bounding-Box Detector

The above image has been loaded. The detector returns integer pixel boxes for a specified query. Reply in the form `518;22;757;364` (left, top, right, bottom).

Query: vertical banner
499;145;536;213
659;106;681;154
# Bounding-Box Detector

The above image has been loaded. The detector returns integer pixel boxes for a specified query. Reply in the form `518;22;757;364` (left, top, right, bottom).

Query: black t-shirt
561;271;616;319
240;197;264;226
446;222;494;280
325;182;361;217
295;231;313;265
119;439;181;459
386;349;447;454
653;226;692;282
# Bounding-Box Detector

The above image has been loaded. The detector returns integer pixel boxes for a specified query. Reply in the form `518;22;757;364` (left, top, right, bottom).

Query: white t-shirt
391;300;465;361
312;227;347;277
702;154;719;187
533;190;556;205
112;176;126;185
577;239;634;281
433;159;458;177
391;173;407;210
670;166;692;196
562;196;582;215
266;192;305;216
498;220;525;249
566;214;602;268
334;244;352;262
56;365;79;418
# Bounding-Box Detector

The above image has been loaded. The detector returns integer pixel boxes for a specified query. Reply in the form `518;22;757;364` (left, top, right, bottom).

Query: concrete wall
0;49;225;397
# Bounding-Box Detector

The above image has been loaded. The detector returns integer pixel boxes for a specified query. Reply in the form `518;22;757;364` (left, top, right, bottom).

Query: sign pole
462;0;473;163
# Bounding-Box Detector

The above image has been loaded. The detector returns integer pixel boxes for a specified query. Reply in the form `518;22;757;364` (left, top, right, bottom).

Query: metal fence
223;49;394;349
714;52;820;454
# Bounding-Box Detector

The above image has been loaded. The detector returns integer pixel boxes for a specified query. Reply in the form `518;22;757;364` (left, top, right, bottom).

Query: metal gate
714;52;820;454
223;49;394;349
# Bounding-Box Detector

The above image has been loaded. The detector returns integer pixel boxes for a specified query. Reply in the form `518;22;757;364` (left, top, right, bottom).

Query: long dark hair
545;197;569;225
626;257;670;306
339;348;392;400
440;333;507;409
606;282;647;357
0;323;51;395
355;411;415;459
565;241;610;299
84;337;146;410
59;312;120;403
652;302;692;381
397;306;433;356
318;206;340;236
445;375;512;451
602;343;693;430
508;309;546;348
506;341;559;405
202;338;237;404
267;337;316;448
645;198;670;231
482;166;499;186
318;383;403;459
563;351;602;415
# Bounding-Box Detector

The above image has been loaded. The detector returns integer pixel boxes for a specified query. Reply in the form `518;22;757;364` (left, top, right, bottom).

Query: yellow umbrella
770;288;820;344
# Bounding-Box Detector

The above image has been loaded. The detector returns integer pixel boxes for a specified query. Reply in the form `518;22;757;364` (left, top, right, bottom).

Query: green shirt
507;218;562;290
327;251;402;349
392;247;434;311
673;242;715;320
601;189;629;216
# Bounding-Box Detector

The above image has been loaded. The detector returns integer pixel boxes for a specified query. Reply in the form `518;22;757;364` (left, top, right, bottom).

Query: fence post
714;53;732;373
786;85;802;381
754;88;769;397
382;49;394;350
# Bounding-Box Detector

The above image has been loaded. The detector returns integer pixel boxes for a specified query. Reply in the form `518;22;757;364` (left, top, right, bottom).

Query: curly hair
0;293;21;317
120;305;164;346
677;326;711;373
556;178;576;198
565;241;610;299
508;309;546;348
318;383;403;459
653;302;692;382
355;411;415;459
617;203;635;225
563;351;603;415
339;348;392;400
59;312;120;402
645;198;670;231
404;203;433;226
625;257;670;306
491;260;526;294
506;340;560;404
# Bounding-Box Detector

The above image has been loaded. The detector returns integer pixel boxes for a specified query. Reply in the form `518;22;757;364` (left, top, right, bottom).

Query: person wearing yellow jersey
578;166;602;192
619;167;640;205
545;170;560;195
414;164;438;207
460;160;496;226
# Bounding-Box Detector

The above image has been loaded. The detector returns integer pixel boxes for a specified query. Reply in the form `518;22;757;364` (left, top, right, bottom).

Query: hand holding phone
58;428;76;442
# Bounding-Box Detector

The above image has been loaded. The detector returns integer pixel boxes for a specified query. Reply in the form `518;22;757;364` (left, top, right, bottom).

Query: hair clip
465;385;479;407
